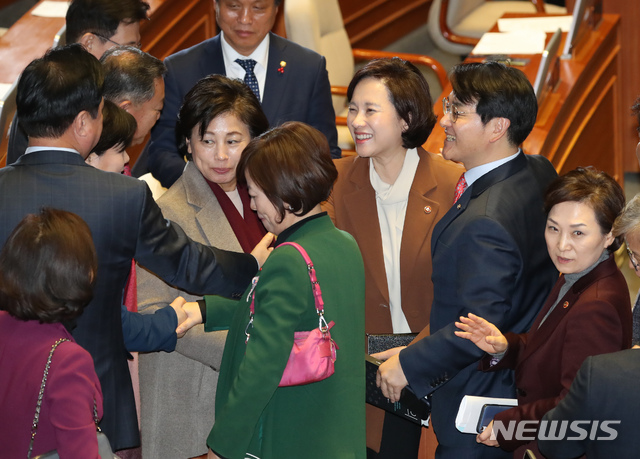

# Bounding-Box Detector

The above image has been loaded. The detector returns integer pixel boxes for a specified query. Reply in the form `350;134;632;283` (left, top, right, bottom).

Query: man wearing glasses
376;61;559;458
7;0;149;163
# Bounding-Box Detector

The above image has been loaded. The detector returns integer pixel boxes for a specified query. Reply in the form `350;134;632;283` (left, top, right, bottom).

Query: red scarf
123;165;137;312
205;180;266;253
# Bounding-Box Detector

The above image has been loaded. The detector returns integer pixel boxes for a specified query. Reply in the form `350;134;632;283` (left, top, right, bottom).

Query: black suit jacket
147;33;340;187
399;153;559;454
539;349;640;459
0;150;257;450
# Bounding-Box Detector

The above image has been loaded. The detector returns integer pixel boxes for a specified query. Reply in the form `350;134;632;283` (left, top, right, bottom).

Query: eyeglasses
442;96;475;123
92;32;142;50
626;239;639;271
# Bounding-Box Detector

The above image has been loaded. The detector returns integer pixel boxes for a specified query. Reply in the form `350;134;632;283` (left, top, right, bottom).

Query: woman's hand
175;301;203;336
251;232;275;268
371;345;406;361
207;449;221;459
476;420;500;447
454;313;508;355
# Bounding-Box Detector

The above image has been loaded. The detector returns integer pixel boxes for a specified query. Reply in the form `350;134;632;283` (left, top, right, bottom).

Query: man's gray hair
101;46;166;105
613;194;640;238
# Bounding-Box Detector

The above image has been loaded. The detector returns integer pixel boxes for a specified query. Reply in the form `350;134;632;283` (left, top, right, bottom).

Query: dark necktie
235;58;260;101
453;173;467;204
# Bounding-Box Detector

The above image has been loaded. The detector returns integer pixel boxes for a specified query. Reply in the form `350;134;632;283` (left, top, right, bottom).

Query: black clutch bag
365;354;430;425
366;332;418;354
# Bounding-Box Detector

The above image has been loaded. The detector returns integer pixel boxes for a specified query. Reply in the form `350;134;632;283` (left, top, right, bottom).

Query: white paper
31;1;70;18
455;395;518;434
0;83;11;101
498;16;573;33
471;31;547;55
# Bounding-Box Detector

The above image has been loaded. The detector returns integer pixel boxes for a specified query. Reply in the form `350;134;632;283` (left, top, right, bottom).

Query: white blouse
369;148;419;333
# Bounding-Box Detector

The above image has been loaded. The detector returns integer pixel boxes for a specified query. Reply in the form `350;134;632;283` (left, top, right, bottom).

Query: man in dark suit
376;62;558;458
7;0;151;163
146;0;340;188
538;349;640;458
0;44;270;452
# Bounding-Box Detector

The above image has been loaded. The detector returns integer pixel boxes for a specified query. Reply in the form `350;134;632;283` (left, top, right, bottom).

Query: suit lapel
261;33;286;122
203;35;227;79
400;149;441;291
181;163;242;251
431;152;527;254
342;159;390;304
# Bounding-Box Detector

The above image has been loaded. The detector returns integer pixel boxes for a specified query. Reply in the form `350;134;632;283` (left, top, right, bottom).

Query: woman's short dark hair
0;208;97;323
544;167;625;252
236;121;338;222
176;75;269;159
92;99;137;155
346;57;437;149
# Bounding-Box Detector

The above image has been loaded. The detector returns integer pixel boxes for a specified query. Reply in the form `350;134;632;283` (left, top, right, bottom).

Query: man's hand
169;296;187;326
476;420;500;447
371;345;405;361
376;353;408;403
175;301;203;337
207;448;221;459
251;232;275;268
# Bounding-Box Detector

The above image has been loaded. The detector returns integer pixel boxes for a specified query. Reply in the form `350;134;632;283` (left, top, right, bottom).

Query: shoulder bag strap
28;338;71;459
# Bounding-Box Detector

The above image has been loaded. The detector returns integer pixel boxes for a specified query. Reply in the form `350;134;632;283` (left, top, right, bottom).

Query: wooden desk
424;14;623;183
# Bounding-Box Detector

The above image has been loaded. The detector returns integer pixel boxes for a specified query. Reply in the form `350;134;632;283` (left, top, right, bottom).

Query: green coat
204;214;366;459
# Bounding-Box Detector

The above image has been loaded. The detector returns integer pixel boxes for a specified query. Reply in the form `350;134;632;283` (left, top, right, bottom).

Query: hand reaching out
454;313;508;355
251;232;275;268
175;301;203;337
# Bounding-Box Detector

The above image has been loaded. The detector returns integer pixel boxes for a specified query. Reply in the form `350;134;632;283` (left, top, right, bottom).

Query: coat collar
340;148;445;304
13;149;88;166
178;162;236;248
519;254;619;364
431;152;526;252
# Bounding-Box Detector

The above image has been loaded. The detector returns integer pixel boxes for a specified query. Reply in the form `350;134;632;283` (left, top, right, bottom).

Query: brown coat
324;147;463;334
323;147;463;451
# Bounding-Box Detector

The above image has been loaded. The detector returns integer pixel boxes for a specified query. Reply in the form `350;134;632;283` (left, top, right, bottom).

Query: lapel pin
456;204;462;210
563;301;569;309
278;61;287;74
424;206;432;214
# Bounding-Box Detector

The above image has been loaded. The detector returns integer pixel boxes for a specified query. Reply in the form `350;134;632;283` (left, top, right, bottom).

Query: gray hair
100;46;166;105
613;194;640;238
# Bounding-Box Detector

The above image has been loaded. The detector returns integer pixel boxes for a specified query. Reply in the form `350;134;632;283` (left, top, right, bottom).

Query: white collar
220;31;270;70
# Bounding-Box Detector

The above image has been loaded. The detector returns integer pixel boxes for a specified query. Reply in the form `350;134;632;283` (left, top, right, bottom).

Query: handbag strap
245;241;329;344
28;338;71;459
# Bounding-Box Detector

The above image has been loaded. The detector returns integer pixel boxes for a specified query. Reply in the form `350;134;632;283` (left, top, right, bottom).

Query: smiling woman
323;57;463;457
454;167;632;459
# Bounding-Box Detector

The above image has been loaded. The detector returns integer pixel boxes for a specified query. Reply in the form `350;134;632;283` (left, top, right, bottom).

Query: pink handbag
245;241;338;387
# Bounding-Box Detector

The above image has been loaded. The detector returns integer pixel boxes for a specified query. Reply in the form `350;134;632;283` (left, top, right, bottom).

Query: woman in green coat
181;121;366;459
